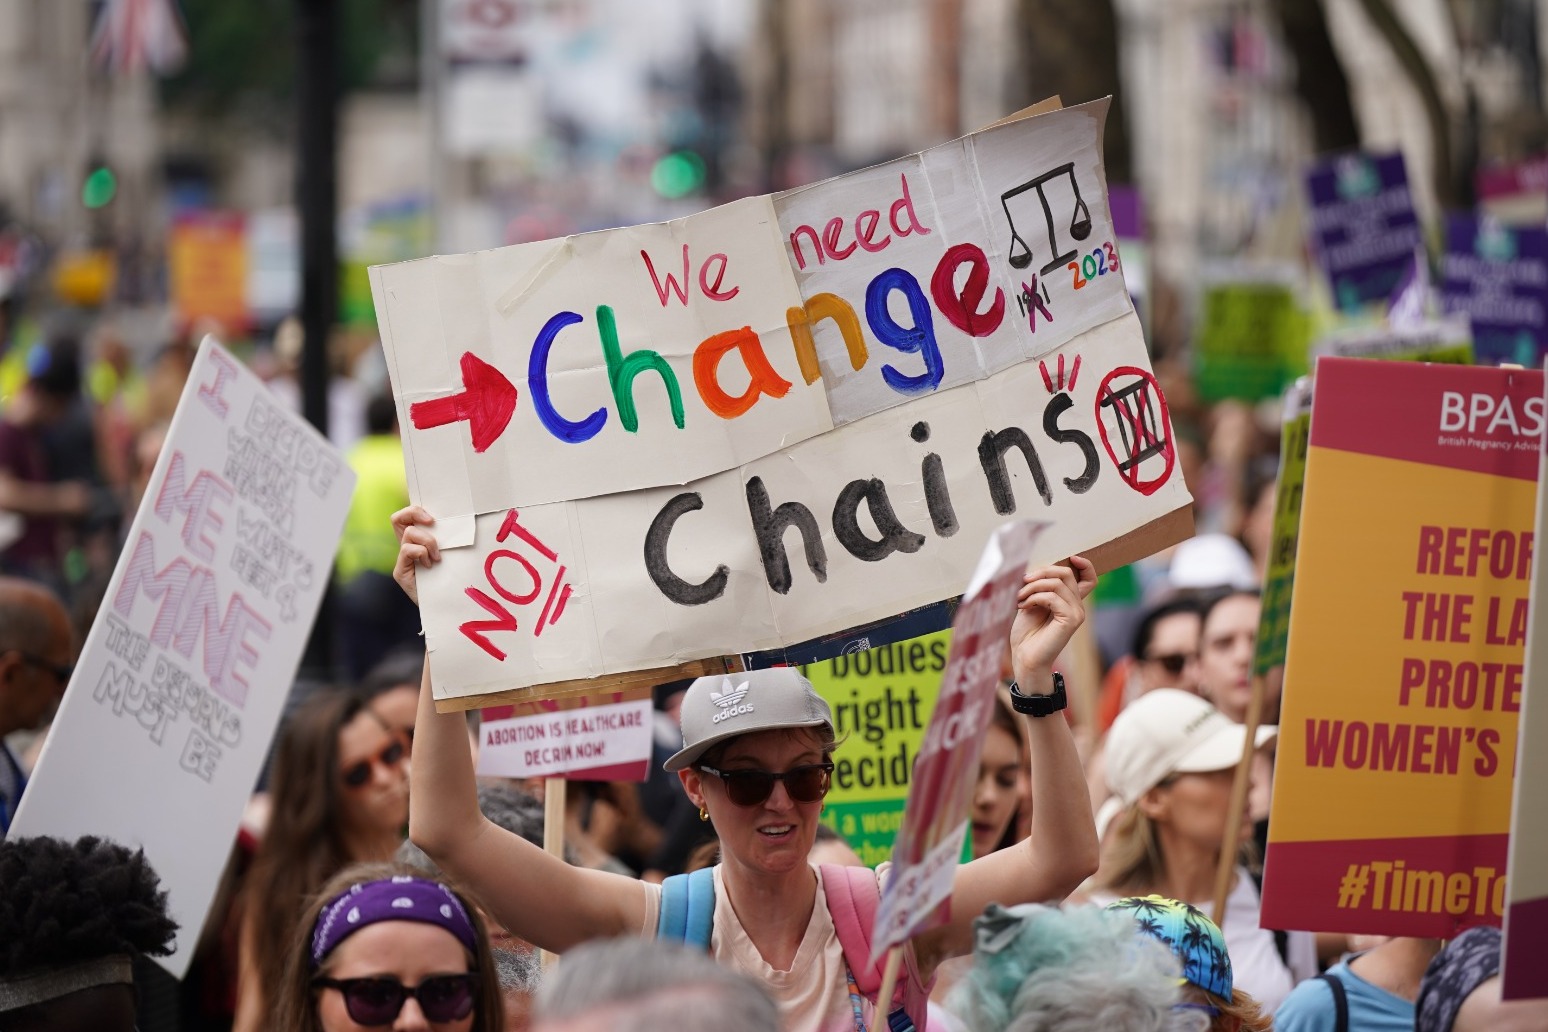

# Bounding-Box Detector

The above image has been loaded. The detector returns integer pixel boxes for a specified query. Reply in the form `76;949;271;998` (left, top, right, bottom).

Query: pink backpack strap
821;863;886;992
820;864;934;1031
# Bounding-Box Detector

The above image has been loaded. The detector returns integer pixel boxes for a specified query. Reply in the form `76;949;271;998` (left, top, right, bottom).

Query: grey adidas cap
663;668;835;772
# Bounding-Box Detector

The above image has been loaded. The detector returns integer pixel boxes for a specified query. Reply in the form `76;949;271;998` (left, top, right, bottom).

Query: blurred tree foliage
160;0;419;129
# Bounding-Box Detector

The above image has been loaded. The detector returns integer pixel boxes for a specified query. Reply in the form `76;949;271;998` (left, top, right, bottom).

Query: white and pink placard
12;338;355;977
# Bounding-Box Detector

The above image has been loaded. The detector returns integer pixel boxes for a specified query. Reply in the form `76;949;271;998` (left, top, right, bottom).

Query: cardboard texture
373;100;1192;702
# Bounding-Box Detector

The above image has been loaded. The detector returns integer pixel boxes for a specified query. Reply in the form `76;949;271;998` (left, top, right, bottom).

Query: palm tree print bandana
1105;896;1232;999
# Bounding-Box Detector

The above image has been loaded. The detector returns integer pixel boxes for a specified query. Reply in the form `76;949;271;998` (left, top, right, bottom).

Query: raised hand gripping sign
372;100;1192;703
11;339;356;977
868;520;1046;964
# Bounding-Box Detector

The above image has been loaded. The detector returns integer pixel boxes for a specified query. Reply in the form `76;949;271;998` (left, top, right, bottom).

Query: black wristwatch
1007;672;1067;717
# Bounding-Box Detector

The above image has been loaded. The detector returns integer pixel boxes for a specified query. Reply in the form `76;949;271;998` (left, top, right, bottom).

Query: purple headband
310;876;479;967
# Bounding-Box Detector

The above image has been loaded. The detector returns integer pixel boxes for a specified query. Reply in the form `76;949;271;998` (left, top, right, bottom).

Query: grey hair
398;781;573;870
492;943;541;996
947;904;1192;1032
534;937;779;1032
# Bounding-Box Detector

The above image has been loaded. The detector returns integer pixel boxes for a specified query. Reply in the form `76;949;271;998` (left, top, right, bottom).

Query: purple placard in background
1305;152;1423;310
1108;184;1144;240
1441;214;1548;365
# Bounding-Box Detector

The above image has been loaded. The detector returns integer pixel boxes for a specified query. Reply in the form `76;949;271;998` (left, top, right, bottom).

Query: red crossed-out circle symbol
1094;366;1175;496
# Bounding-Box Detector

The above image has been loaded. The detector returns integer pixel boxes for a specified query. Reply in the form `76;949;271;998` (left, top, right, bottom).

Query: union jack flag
90;0;189;77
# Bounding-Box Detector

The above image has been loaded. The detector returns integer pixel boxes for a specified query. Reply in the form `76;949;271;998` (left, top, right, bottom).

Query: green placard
800;631;951;865
1255;378;1312;675
1196;281;1309;402
1317;316;1475;365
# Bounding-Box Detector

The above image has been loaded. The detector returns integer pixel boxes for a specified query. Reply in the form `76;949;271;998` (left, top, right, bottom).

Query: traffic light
82;163;117;209
650;150;706;199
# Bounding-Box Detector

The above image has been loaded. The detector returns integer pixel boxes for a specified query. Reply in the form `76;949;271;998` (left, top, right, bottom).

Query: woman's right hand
391;505;441;606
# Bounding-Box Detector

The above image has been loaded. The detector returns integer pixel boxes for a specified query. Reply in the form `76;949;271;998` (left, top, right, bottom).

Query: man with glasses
0;575;73;839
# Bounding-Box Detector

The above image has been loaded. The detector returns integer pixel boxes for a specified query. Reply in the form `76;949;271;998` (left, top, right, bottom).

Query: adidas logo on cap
710;678;755;723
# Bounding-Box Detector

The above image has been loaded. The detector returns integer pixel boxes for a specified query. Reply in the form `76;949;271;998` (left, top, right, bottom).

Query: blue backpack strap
657;868;716;949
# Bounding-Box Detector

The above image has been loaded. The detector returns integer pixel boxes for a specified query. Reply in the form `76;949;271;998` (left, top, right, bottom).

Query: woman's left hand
1008;555;1096;680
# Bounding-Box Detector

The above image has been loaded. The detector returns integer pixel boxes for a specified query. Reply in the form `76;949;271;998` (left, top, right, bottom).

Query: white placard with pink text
12;338;355;977
476;695;653;781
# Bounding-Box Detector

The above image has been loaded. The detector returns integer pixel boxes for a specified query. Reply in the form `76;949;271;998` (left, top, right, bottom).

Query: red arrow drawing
409;352;518;453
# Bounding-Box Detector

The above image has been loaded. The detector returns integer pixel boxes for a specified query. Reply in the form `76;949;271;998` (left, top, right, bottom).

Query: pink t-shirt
641;864;900;1032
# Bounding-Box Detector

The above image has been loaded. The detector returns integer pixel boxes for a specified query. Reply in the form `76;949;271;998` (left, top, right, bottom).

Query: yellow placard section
1272;447;1528;844
799;631;948;865
169;214;249;332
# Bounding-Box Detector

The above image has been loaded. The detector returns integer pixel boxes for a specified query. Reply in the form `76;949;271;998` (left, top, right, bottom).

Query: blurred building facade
0;0;1546;351
0;0;160;247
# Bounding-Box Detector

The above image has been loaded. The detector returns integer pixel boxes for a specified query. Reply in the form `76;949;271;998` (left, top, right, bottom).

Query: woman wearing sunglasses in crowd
1088;593;1206;815
235;689;412;1031
277;861;505;1032
392;505;1099;1032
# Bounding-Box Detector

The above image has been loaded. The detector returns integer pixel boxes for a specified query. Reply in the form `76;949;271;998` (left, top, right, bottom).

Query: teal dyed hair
946;903;1192;1032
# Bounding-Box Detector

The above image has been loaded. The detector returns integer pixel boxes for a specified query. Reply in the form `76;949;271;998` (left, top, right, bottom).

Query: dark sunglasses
1145;652;1191;678
697;762;834;807
313;973;478;1025
340;737;407;789
11;650;72;684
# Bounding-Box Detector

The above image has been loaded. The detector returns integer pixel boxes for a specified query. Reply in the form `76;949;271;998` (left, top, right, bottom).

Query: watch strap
1008;672;1067;717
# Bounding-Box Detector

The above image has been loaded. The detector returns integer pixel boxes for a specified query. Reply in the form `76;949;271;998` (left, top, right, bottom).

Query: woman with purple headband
276;861;505;1032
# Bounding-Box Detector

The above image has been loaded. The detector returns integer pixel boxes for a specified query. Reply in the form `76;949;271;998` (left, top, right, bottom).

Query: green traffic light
83;166;117;208
651;151;706;199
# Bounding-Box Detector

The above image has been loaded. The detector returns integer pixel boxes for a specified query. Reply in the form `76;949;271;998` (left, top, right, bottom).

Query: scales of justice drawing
1001;162;1093;276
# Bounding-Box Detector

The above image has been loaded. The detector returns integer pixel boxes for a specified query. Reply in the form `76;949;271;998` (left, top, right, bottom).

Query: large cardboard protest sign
476;687;654;781
11;339;354;976
870;521;1044;964
1262;358;1533;937
1503;371;1548;998
371;100;1192;703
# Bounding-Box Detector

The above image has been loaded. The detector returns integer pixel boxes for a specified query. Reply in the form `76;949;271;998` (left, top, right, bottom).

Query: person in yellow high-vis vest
335;395;419;680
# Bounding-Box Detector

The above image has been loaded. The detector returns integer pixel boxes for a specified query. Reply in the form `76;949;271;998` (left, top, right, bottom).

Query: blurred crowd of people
0;296;416;682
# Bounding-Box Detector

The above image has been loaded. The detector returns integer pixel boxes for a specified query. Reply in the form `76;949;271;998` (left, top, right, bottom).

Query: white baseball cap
663;668;834;772
1167;533;1259;592
1096;689;1276;835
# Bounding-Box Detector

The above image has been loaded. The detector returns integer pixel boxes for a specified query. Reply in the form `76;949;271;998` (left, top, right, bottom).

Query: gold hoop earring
699;806;709;822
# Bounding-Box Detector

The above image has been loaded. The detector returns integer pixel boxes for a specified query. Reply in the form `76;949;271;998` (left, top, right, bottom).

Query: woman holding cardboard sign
392;505;1098;1032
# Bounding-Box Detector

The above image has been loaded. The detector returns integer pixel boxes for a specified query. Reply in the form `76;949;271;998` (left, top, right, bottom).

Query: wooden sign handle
1211;673;1266;926
540;777;567;971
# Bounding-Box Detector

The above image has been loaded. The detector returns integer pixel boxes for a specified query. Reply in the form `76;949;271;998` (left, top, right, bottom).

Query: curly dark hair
0;835;176;973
